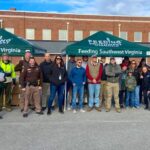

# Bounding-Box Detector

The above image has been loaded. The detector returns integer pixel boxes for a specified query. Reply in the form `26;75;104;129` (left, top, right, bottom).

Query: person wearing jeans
128;60;141;108
70;58;86;113
86;55;103;112
140;66;150;110
125;70;137;108
47;55;67;115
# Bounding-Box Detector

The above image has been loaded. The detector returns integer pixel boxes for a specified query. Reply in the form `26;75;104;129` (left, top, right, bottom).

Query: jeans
134;86;140;107
72;85;84;109
48;83;65;110
119;90;126;106
88;84;100;108
126;91;134;107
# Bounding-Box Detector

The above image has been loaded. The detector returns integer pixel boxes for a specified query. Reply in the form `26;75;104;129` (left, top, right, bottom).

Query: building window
105;31;113;35
90;30;98;36
134;32;142;42
26;28;35;40
120;31;128;40
42;29;51;40
74;30;83;41
5;28;14;34
59;30;67;41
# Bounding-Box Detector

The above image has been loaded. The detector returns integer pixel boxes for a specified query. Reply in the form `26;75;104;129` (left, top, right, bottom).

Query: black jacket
141;71;150;91
48;63;67;86
40;60;52;83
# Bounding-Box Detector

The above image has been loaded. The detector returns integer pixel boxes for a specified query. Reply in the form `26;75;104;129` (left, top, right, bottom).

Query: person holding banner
0;53;16;112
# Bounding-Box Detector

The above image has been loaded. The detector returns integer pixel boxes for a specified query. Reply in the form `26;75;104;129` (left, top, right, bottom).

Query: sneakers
116;108;121;113
80;109;85;113
36;111;44;115
87;107;93;112
6;107;12;112
23;113;28;118
0;116;3;119
95;106;101;112
106;108;110;112
73;109;77;114
67;106;71;111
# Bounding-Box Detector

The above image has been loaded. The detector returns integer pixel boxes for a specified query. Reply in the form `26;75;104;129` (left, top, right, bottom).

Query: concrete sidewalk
0;107;150;150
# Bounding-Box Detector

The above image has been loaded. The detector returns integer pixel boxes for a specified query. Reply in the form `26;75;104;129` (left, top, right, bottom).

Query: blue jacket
70;66;86;86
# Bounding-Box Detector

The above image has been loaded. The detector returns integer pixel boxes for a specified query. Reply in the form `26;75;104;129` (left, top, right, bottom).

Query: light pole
118;23;121;37
0;19;3;28
66;22;69;42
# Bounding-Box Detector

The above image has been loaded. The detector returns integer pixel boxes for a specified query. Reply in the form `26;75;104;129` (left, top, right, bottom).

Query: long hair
54;55;64;67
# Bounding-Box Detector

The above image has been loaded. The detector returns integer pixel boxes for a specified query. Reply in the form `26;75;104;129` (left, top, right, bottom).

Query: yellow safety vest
0;61;16;83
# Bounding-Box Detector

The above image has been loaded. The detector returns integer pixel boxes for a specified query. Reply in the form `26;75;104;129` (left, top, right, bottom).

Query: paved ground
0;106;150;150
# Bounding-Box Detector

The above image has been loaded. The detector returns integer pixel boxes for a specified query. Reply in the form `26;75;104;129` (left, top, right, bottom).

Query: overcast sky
1;0;150;16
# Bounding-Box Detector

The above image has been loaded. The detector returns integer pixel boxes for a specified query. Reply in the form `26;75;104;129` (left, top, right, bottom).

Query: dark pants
48;83;65;110
0;83;12;108
139;85;143;104
119;90;126;106
143;90;148;108
66;80;73;107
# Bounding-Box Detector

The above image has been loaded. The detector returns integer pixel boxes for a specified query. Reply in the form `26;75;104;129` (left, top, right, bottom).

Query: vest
88;62;100;82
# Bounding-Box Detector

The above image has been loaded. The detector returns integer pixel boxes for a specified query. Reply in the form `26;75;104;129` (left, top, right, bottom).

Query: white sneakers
80;109;85;113
73;109;85;113
73;109;77;113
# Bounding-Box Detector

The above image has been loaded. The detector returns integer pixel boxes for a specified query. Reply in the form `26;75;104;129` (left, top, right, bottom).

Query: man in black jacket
40;53;52;111
15;50;32;111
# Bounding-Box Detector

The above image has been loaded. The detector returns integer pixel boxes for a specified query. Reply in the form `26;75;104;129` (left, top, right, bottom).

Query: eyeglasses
78;62;82;64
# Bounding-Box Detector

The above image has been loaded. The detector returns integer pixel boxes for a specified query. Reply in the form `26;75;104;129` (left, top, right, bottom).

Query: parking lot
0;107;150;150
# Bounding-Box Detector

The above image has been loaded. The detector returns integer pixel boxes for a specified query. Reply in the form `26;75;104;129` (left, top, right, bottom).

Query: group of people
0;50;150;119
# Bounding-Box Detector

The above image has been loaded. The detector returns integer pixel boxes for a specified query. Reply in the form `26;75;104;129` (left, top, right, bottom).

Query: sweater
86;62;103;84
70;66;86;86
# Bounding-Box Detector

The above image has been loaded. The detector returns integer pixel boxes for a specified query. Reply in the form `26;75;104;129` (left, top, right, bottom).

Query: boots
47;108;51;115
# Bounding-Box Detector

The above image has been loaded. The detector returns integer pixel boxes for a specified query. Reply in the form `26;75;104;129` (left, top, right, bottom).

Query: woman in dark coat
140;66;150;110
47;55;67;115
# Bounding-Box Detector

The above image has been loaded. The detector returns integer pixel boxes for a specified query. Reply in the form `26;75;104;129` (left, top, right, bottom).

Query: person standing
119;65;128;108
0;66;6;119
82;56;89;105
140;66;150;110
40;53;52;111
0;53;16;111
70;58;86;113
100;57;108;108
125;70;137;108
20;57;43;117
86;55;103;112
66;56;76;110
47;55;67;115
129;60;141;108
15;50;32;111
105;57;121;113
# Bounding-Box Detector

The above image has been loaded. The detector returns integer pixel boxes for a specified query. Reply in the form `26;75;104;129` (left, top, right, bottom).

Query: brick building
0;9;150;64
